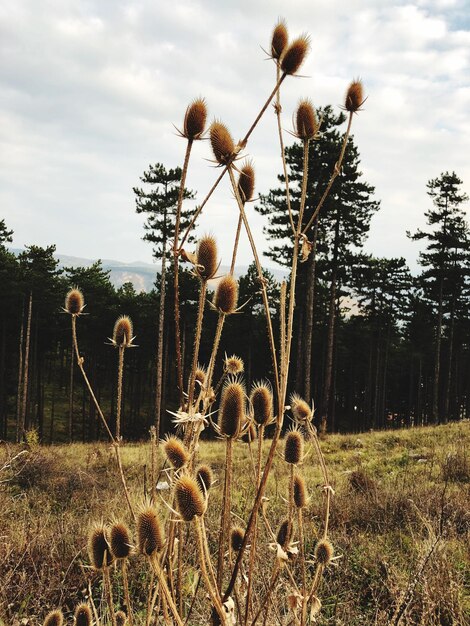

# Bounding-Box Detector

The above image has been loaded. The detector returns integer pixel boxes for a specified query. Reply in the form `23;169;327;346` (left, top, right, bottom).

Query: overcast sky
1;0;469;273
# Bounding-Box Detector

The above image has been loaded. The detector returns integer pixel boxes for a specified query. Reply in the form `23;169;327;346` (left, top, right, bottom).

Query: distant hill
9;249;287;292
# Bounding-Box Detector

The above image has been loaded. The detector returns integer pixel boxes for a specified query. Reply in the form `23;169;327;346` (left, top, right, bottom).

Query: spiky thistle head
112;315;134;348
290;393;313;424
109;522;132;560
196;464;213;493
88;524;113;570
163;436;189;469
344;79;365;113
284;429;304;465
175;475;206;521
44;610;64;626
74;604;92;626
210;120;235;165
214;275;238;314
230;526;245;552
137;506;165;556
294;99;318;141
224;354;244;375
281;35;310;75
271;19;288;60
250;382;273;426
276;519;291;550
314;538;334;565
65;287;85;316
293;474;307;508
196;235;218;280
237;160;255;204
115;611;127;626
219;378;245;438
183;98;207;140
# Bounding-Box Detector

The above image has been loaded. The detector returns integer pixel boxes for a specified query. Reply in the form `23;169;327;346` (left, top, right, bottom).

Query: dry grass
1;421;469;625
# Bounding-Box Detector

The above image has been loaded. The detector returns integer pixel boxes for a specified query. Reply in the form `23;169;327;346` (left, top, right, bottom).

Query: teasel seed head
44;610;64;626
163;436;189;469
65;287;85;316
210;120;235;165
109;522;132;560
290;393;313;424
345;79;364;113
230;526;245;552
237;160;256;204
250;382;273;426
183;98;207;140
214;275;238;314
293;474;307;508
74;604;92;626
88;524;113;570
271;19;288;60
115;611;127;626
294;99;318;140
281;35;310;75
112;315;134;348
196;464;213;493
224;354;244;375
284;430;304;465
314;538;334;565
195;365;206;388
137;507;165;556
196;235;218;280
175;475;206;521
219;379;245;438
276;519;291;549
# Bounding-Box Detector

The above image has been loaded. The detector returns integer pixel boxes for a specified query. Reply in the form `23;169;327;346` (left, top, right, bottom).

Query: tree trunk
303;220;319;401
68;338;74;441
432;277;444;424
443;302;455;422
19;292;32;440
155;250;167;440
16;302;25;442
0;316;6;438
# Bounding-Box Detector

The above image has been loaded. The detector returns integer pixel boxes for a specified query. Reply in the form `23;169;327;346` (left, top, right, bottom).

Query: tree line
0;106;468;441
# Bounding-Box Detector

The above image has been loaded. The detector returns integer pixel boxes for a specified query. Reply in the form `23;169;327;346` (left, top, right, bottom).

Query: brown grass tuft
237;160;256;203
230;526;245;552
219;379;245;438
209;120;235;165
163;436;189;469
294;99;318;140
344;80;364;113
281;35;310;75
214;275;238;314
109;522;132;559
137;507;164;555
250;382;273;426
314;538;334;565
65;287;84;316
74;604;92;626
112;316;133;347
175;476;206;521
43;610;63;626
88;525;113;570
293;474;307;508
196;235;218;280
196;464;214;493
284;430;304;465
183;98;207;140
271;19;288;59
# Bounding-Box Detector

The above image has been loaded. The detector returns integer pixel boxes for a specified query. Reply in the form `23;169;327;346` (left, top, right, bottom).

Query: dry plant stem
202;517;219;591
174;139;193;406
177;523;184;615
184;574;202;626
194;518;226;623
150;426;157;504
279;282;287;375
206;313;226;393
186;281;207;413
88;580;100;626
230;214;243;275
307;563;324;605
297;509;307;626
71;316;136;521
302;112;353;235
116;346;124;439
149;556;185;626
216;437;233;590
241;73;286;147
122;561;133;626
103;565;117;626
274;65;295;235
251;564;280;626
145;571;155;626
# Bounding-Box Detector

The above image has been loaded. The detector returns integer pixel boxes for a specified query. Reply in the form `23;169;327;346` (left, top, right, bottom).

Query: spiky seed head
210;120;235;165
276;519;291;549
109;522;132;560
250;383;273;426
113;316;133;347
271;20;288;59
89;525;113;570
237;161;256;204
195;366;206;387
115;611;127;626
183;98;207;139
314;538;334;565
175;476;206;521
196;464;213;493
44;610;64;626
345;80;364;113
196;235;218;280
230;526;245;552
295;99;318;140
290;393;312;423
65;287;85;315
281;35;310;75
137;507;165;555
225;354;244;375
284;430;304;465
163;436;189;469
293;474;307;508
214;275;238;314
74;604;92;626
241;421;257;443
219;380;245;438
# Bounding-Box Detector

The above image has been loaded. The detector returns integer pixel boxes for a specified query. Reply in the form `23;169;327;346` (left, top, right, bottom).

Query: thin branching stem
186;281;208;413
216;437;233;590
116;346;124;439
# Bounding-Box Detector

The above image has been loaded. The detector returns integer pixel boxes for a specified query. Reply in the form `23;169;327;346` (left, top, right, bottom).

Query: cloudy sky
1;0;469;273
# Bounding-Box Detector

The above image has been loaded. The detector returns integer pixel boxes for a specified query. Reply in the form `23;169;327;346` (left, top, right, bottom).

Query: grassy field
1;422;469;625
